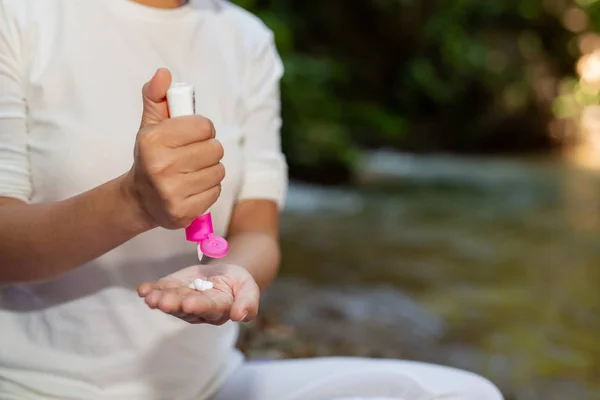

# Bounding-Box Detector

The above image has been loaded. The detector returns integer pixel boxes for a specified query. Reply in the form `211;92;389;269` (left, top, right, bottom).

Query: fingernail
241;312;248;321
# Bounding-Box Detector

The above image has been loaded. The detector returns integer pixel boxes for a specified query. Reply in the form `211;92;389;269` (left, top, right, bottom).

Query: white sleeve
0;2;32;203
237;31;288;210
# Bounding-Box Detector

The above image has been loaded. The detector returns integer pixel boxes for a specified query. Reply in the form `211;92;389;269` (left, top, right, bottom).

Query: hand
137;263;260;325
121;68;225;230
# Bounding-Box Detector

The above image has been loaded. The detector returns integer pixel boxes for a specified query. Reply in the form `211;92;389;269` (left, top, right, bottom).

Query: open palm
137;264;259;325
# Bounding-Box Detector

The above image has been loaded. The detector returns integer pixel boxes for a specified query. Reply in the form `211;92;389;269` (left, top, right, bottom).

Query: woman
0;0;504;399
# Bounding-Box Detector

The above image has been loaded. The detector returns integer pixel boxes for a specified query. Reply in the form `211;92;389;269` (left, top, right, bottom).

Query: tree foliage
232;0;598;182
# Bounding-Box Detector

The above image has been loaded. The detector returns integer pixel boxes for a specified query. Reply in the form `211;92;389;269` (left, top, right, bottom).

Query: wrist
115;172;156;235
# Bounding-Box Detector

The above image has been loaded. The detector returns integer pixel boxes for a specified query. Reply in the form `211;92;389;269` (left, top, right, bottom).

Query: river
240;151;600;400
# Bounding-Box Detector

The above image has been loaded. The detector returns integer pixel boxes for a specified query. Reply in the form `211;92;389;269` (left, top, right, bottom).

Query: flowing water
260;152;600;400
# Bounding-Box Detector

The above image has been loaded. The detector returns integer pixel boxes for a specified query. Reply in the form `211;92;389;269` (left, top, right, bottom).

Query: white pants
213;357;504;400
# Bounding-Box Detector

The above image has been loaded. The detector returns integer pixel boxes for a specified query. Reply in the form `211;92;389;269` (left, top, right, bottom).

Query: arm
0;178;151;286
206;29;288;291
207;199;280;291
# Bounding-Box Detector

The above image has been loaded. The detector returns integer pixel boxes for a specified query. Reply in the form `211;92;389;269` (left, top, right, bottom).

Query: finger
138;282;155;297
209;316;230;326
181;163;225;197
231;280;260;322
184;315;206;324
158;292;182;314
145;289;164;309
182;184;222;216
202;310;229;322
175;139;224;173
185;315;229;326
141;68;172;127
170;311;188;319
159;116;216;148
181;293;220;315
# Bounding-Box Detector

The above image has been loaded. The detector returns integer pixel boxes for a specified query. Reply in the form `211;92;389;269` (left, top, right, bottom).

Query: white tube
167;82;210;218
166;82;195;117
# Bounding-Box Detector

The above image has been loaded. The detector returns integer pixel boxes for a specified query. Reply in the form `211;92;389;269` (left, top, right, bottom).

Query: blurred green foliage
232;0;599;182
552;1;600;127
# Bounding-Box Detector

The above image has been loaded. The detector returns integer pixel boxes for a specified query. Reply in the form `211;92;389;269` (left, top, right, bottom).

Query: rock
259;278;446;359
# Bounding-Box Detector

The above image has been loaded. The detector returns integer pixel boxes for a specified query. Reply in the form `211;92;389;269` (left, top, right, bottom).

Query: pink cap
185;213;229;258
200;234;229;258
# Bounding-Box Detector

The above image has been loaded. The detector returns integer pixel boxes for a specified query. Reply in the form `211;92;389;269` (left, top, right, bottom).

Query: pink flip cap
185;213;229;258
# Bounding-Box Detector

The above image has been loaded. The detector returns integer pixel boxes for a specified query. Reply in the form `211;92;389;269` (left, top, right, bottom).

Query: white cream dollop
188;278;214;291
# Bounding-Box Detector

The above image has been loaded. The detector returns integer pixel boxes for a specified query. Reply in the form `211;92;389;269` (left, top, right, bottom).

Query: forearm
0;174;152;286
208;230;280;291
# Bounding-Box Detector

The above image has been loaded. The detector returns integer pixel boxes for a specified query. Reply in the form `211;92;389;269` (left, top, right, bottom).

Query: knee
282;357;504;400
369;359;504;400
444;369;504;400
474;376;504;400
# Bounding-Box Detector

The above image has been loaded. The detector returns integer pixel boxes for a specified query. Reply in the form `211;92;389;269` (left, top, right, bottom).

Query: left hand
137;263;259;325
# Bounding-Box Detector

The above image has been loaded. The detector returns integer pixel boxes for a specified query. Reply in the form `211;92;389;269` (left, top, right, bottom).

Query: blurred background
230;1;600;399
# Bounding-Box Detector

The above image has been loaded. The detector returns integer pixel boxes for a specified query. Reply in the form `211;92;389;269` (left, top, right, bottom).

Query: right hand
123;68;225;230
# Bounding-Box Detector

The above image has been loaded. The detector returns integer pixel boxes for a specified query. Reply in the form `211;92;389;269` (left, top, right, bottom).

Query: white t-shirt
0;0;287;399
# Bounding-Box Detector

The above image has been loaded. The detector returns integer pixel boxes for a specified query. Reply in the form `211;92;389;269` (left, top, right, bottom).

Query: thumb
231;278;260;322
140;68;172;128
